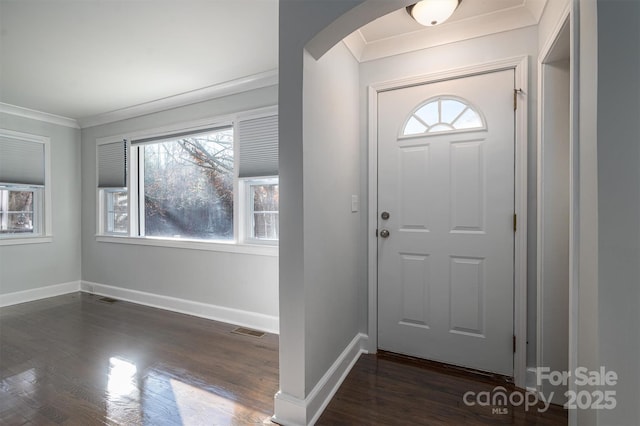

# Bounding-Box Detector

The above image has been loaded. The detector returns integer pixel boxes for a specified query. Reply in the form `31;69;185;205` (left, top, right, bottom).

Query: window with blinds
238;115;278;178
95;109;279;245
97;140;127;188
0;129;50;240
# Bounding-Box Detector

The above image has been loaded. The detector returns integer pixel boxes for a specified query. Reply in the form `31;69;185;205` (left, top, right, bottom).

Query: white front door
377;70;515;376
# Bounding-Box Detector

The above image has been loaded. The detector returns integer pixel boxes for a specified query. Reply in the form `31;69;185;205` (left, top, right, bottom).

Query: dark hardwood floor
1;293;567;425
317;352;567;425
0;293;279;425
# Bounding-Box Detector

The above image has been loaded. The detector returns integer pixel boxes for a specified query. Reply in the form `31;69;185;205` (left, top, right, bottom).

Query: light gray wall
0;113;81;294
359;25;540;369
277;1;368;410
597;0;640;423
539;59;570;403
302;42;362;393
80;86;279;318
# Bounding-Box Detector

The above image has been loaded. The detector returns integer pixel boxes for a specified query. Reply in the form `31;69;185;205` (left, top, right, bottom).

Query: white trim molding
0;236;53;246
273;333;368;426
78;70;278;128
343;1;545;63
0;102;80;129
0;281;81;307
367;56;529;388
80;281;279;334
1;71;277;130
95;235;278;256
536;3;571;394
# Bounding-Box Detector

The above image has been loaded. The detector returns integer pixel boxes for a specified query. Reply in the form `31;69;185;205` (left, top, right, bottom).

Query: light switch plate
351;195;359;212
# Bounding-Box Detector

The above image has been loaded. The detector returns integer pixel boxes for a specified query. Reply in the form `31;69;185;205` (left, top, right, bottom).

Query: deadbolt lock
381;211;390;220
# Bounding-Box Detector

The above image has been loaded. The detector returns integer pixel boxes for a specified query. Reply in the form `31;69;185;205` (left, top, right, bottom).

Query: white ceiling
0;0;547;125
0;0;278;122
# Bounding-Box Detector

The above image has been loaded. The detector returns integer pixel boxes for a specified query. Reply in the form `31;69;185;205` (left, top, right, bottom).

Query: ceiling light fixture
406;0;462;27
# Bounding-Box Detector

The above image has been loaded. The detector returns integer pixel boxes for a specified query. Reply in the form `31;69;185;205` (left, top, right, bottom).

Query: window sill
0;236;53;246
95;235;278;256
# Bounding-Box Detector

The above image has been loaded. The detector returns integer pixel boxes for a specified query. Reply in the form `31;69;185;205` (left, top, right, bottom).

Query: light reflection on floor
1;368;36;398
104;357;270;425
107;357;142;425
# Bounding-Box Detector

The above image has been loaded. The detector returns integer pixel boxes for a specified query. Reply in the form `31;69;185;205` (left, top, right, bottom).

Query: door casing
367;56;529;388
536;6;571;400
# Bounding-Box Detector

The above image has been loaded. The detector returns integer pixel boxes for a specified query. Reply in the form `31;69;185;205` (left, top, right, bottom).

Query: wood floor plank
317;354;568;425
2;292;567;425
0;293;279;426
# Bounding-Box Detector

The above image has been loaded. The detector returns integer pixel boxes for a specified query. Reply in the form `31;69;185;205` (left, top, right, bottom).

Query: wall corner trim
0;103;80;129
273;332;368;426
0;281;81;307
79;281;279;334
77;69;279;129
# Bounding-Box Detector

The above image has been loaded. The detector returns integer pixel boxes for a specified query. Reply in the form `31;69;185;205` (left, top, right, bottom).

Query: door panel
377;70;515;376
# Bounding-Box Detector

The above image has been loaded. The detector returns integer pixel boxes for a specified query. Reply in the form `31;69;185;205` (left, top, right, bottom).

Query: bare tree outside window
250;181;279;240
142;128;234;240
0;189;35;234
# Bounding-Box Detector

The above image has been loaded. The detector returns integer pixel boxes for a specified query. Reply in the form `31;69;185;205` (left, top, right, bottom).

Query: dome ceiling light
406;0;462;27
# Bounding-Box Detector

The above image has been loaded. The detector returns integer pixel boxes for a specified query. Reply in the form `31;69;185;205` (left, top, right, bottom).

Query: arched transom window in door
401;96;486;136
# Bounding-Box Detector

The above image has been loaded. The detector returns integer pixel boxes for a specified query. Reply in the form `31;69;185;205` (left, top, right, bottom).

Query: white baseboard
273;332;368;426
0;281;81;307
80;281;279;334
526;367;539;393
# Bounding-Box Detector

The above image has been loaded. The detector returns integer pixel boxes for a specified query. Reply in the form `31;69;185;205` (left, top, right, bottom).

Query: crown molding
343;30;367;62
77;69;278;129
345;1;544;63
524;0;548;23
0;102;80;129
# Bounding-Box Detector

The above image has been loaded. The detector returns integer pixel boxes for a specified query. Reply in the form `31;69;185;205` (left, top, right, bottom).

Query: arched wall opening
275;1;578;425
276;3;416;424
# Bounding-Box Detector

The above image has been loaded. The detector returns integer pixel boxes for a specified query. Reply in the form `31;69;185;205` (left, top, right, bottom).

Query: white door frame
536;3;571;395
367;56;529;388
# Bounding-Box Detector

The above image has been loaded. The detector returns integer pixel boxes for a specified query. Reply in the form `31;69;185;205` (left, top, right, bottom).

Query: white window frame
0;129;52;246
399;95;487;139
99;188;128;236
95;106;278;256
0;184;43;233
242;177;279;245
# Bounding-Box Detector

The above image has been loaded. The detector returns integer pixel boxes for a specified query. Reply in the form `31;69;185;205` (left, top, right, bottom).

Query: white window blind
0;135;45;186
98;140;127;188
238;115;278;178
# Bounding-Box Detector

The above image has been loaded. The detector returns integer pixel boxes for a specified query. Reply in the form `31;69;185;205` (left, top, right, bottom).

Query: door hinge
513;335;517;353
514;88;523;110
513;213;517;232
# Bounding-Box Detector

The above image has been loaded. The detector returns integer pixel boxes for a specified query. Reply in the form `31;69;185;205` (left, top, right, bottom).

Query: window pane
253;212;279;240
142;128;234;240
0;189;34;234
106;190;128;234
452;108;483;129
403;117;427;135
253;184;279;211
440;99;466;123
251;183;279;240
415;101;439;126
